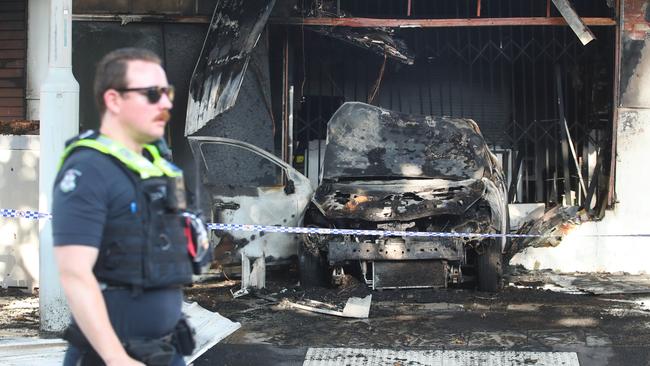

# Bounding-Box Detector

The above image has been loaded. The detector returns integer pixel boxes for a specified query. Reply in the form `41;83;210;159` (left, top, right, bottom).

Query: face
112;60;173;144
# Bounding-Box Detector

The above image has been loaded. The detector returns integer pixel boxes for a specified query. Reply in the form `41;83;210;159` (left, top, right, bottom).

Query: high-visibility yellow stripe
59;135;182;179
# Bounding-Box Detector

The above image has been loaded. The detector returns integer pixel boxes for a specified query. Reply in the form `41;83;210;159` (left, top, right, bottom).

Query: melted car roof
322;102;490;181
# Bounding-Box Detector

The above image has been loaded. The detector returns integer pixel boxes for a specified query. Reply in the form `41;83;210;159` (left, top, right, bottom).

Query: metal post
288;85;294;166
281;29;289;164
39;0;80;333
555;65;572;206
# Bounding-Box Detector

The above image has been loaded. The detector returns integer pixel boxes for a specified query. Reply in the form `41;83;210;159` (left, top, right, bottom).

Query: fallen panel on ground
183;301;241;364
280;295;372;319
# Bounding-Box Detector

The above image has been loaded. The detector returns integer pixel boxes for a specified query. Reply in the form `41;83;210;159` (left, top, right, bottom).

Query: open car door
188;137;313;271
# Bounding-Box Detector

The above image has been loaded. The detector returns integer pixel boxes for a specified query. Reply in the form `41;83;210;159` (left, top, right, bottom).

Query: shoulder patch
59;169;82;193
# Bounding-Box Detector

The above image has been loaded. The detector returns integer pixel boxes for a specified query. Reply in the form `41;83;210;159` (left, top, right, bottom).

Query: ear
103;89;122;114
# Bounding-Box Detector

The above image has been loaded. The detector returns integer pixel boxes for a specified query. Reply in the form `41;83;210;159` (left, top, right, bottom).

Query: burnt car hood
313;178;485;222
322;102;491;182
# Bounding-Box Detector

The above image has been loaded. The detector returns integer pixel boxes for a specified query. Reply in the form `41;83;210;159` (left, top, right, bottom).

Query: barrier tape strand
3;208;650;238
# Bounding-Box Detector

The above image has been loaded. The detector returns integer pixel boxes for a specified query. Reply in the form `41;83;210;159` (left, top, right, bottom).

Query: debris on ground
278;295;372;319
0;288;39;337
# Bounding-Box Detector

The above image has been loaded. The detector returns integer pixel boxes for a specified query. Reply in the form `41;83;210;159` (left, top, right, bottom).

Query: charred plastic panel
314;179;485;222
322;102;489;181
185;0;275;135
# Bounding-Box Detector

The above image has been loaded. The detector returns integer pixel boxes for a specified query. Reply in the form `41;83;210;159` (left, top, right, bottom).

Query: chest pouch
142;178;178;212
167;175;187;211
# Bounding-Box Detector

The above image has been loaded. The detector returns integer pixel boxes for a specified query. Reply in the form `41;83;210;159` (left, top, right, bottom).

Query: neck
99;116;144;154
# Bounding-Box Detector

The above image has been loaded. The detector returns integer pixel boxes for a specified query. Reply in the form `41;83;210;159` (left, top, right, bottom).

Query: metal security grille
288;23;614;208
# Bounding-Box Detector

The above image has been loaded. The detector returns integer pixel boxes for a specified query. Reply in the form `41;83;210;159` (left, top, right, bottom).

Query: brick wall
0;0;26;122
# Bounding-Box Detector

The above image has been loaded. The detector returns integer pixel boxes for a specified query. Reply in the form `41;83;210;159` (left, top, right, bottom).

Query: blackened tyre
298;241;327;287
477;240;503;292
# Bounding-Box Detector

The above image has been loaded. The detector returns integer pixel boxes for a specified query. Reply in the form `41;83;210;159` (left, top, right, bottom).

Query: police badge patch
59;169;82;193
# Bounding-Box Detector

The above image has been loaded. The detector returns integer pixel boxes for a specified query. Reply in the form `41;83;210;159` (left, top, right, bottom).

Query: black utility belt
64;318;195;366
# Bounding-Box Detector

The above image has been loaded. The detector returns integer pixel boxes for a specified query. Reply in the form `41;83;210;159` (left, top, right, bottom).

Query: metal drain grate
303;348;580;366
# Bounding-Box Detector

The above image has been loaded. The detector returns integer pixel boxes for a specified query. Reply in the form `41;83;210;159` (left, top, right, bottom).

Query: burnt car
299;102;508;291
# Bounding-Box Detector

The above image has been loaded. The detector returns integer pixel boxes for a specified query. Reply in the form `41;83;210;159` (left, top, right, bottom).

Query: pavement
3;272;650;365
188;272;650;366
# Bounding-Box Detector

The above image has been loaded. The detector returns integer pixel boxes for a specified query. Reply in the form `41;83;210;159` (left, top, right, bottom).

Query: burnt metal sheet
507;206;581;258
322;102;490;181
295;1;414;64
185;0;275;136
327;238;463;263
373;260;448;289
308;27;414;65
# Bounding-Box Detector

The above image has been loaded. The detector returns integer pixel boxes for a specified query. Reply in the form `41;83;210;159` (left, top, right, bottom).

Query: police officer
53;48;197;366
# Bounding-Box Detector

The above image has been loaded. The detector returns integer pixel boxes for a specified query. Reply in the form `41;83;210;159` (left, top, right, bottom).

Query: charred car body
300;102;508;291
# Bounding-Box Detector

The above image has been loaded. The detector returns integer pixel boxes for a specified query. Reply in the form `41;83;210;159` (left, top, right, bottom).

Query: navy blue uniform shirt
52;148;182;339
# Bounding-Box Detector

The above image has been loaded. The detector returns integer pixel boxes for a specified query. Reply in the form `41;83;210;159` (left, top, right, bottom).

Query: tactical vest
60;131;194;289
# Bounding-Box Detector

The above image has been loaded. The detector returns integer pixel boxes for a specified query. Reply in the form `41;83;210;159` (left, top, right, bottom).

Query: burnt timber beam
71;14;616;27
269;17;616;27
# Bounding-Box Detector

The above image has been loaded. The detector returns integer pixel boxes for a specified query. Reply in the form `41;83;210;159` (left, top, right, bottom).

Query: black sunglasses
116;85;175;104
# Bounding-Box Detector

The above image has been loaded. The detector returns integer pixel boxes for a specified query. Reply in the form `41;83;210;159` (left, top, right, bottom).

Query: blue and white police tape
207;223;547;239
0;208;52;220
4;207;650;238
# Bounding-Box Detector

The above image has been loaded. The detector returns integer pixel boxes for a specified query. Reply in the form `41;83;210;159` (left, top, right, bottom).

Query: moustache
156;110;171;122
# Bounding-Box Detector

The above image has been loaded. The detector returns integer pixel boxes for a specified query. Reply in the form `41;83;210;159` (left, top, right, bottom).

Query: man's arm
54;245;144;366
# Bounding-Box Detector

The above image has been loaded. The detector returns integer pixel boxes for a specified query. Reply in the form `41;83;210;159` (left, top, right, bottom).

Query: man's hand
55;245;137;365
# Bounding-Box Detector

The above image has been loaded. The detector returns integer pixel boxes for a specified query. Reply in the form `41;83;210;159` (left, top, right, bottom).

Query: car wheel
298;241;327;287
476;239;503;292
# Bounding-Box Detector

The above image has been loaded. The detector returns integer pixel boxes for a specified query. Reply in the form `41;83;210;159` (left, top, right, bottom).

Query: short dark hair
93;47;162;116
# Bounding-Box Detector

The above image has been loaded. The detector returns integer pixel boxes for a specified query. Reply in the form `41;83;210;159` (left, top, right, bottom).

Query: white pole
38;0;79;333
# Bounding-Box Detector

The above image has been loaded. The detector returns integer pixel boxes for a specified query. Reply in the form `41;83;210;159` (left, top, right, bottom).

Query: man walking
53;48;196;366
